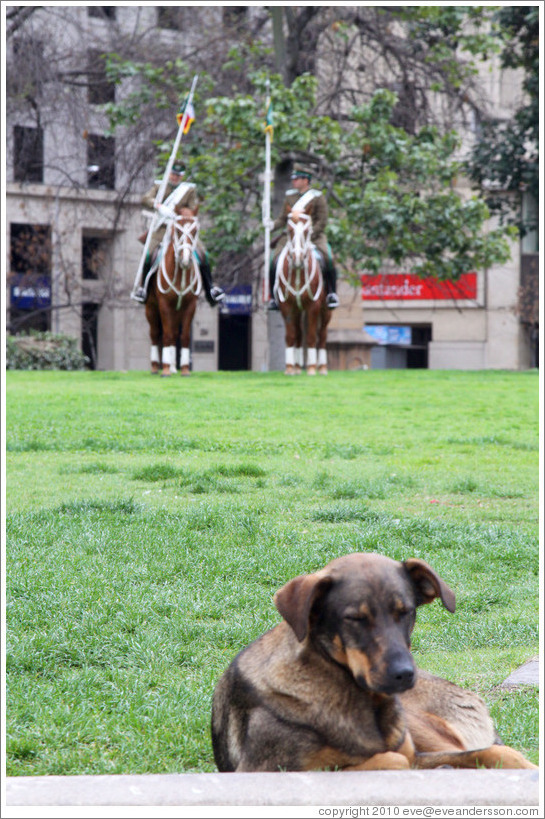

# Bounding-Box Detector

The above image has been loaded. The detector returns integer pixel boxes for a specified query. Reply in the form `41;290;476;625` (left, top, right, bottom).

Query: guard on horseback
133;162;225;307
268;164;339;311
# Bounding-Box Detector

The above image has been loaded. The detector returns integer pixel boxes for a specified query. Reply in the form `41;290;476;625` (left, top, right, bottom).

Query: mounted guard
268;164;339;312
272;195;332;375
133;162;225;308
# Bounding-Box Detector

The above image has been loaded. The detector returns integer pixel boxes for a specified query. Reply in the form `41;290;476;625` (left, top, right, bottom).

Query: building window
88;7;116;20
87;134;116;190
10;223;51;277
389;81;418;134
87;50;115;105
9;223;51;333
157;6;186;30
82;233;111;280
222;7;248;30
10;36;46;99
13;125;44;183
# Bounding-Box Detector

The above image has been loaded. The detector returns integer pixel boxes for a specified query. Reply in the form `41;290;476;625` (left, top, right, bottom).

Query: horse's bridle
276;212;322;305
158;214;202;305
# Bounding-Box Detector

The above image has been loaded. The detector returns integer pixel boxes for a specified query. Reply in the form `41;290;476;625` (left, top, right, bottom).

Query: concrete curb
5;770;540;807
500;657;540;688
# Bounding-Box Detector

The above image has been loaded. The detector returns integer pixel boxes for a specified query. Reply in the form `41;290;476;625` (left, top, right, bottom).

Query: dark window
223;7;248;30
88;7;116;20
10;37;46;98
157;7;186;30
10;223;51;277
9;223;51;333
82;233;111;279
82;303;100;369
13;125;44;183
390;81;418;134
87;50;115;105
87;134;116;189
9;306;50;334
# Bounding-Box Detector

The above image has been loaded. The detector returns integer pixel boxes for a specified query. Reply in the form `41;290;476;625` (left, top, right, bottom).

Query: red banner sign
361;272;477;301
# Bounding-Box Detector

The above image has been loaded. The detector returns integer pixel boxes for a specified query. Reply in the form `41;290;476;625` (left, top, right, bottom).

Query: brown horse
145;210;201;376
274;211;331;375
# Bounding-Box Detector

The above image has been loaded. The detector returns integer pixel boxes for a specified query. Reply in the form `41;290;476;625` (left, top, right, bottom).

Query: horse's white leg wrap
295;348;304;368
151;345;160;364
285;347;295;367
318;349;327;367
162;345;177;373
307;347;317;367
180;347;190;368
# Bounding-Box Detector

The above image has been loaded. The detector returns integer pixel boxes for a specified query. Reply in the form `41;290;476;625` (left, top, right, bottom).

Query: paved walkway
4;769;540;808
5;659;540;809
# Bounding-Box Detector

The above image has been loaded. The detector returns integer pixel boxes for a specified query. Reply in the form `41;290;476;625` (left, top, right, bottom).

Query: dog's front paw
349;752;411;771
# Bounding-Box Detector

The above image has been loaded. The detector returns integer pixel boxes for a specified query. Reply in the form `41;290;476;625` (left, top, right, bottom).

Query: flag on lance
177;98;195;134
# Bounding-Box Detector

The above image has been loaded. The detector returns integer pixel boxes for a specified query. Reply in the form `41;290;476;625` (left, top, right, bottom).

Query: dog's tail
413;746;538;770
211;668;242;772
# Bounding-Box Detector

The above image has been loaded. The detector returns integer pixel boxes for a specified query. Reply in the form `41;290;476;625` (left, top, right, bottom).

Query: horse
144;207;201;377
274;210;331;375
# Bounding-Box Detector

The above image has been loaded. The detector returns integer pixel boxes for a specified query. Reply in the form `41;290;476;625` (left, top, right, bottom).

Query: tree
105;63;516;289
467;6;539;237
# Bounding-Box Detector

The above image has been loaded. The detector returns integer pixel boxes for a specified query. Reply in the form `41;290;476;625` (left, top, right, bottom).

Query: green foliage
467;7;539;236
5;370;539;773
105;55;516;281
6;332;89;371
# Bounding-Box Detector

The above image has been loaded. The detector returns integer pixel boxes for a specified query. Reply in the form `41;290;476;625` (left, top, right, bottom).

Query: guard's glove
156;203;176;220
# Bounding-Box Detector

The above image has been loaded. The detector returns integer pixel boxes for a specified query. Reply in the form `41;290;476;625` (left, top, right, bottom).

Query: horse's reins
158;215;202;309
277;213;322;307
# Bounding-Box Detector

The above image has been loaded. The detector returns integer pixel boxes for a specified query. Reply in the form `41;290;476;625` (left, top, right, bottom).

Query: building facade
4;5;538;371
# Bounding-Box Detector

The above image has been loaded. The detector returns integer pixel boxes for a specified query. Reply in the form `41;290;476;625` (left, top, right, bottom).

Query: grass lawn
4;368;540;774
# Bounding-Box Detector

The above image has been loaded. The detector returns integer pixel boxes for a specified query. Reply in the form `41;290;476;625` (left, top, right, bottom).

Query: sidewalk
5;769;540;807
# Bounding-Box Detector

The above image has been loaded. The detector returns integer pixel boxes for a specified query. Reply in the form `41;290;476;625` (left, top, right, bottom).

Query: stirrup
267;298;279;311
207;286;226;306
131;286;147;304
326;293;339;309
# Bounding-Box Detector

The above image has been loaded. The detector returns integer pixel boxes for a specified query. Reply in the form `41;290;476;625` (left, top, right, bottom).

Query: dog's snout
392;663;415;688
385;654;415;693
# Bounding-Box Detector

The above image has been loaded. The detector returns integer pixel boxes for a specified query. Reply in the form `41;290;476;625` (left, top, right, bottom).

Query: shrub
6;332;89;371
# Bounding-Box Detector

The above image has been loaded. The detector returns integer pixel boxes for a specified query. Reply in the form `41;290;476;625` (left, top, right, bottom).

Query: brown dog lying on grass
212;552;537;772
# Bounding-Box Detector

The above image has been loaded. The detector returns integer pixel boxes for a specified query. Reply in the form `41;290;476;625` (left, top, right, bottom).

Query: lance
131;74;199;300
262;78;273;304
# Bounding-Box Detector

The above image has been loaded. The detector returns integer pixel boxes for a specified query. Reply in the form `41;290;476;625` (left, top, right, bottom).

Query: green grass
5;369;540;774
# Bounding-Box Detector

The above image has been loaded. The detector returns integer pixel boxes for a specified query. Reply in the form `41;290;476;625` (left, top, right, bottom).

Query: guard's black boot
131;253;152;304
201;259;225;306
325;261;339;309
268;260;279;310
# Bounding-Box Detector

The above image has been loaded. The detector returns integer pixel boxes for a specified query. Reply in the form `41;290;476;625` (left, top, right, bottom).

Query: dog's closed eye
393;606;415;621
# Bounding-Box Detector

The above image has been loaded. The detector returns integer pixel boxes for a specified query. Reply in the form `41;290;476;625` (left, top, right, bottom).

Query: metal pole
131;75;199;299
262;79;272;304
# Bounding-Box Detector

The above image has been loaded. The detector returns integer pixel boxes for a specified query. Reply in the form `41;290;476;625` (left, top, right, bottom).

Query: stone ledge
500;657;540;688
5;770;540;807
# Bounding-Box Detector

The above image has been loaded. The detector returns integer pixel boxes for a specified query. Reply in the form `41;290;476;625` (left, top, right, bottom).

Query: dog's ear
403;558;456;613
273;571;333;642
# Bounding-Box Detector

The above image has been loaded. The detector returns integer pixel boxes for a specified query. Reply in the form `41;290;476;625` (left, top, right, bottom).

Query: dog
211;552;537;771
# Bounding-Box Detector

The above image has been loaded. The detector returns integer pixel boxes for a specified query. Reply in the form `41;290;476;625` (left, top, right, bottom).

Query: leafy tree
105;60;516;286
467;6;539;237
